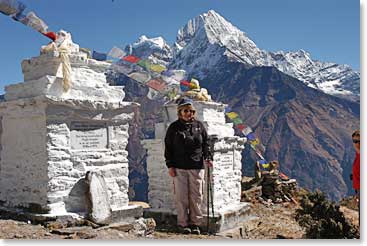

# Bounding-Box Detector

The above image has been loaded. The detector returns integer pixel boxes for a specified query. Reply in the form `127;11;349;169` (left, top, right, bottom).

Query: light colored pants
173;168;205;227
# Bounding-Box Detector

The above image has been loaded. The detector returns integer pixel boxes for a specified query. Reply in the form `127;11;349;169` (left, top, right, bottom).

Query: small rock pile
241;161;298;204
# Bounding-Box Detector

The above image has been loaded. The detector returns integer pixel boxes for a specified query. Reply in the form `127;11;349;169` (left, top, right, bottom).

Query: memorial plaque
221;153;234;170
70;122;108;149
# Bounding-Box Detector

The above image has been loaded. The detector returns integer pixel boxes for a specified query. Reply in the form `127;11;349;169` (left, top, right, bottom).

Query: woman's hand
168;167;176;177
204;159;213;168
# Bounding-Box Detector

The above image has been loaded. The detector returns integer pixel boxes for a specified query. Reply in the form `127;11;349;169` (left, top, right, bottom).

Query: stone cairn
241;160;298;204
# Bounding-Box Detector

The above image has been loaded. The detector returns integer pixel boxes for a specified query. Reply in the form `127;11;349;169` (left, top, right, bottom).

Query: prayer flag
0;0;25;16
92;51;107;61
24;11;48;33
224;106;232;114
180;80;190;92
111;63;133;75
128;72;151;84
259;159;269;168
180;84;190;92
242;126;252;136
42;31;56;41
122;55;140;63
171;70;186;82
150;64;166;73
162;69;174;77
12;10;27;24
108;46;126;59
137;59;152;70
261;163;270;169
226;112;238;119
246;132;256;141
236;123;246;131
250;138;260;148
161;75;178;85
259;159;267;165
147;78;166;91
180;80;191;86
232;117;243;125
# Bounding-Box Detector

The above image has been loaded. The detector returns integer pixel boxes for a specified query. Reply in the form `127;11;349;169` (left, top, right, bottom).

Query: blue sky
0;0;359;94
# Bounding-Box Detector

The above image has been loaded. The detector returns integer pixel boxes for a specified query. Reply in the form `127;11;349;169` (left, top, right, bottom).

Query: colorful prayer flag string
225;107;268;165
1;0;56;40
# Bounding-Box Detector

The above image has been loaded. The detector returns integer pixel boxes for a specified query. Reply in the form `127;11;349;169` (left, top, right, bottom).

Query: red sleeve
352;153;360;190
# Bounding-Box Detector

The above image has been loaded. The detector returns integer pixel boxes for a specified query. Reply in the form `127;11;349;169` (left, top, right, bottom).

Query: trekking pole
206;135;217;235
207;164;210;234
208;165;215;235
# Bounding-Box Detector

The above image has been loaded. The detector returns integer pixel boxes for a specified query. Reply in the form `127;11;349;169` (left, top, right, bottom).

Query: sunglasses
352;139;360;144
183;109;196;114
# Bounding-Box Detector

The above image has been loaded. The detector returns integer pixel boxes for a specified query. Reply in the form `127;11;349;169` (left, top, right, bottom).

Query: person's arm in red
352;153;360;190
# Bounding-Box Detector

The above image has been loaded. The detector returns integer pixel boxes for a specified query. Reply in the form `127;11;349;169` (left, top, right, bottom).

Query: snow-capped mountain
127;10;359;101
125;35;173;65
173;10;267;69
267;50;360;101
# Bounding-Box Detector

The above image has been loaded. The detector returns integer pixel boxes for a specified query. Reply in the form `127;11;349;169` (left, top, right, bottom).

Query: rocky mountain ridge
130;10;359;101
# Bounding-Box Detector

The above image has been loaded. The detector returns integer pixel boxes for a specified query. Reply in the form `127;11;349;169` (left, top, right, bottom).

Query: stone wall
0;99;48;211
142;139;175;212
45;99;138;214
210;137;245;212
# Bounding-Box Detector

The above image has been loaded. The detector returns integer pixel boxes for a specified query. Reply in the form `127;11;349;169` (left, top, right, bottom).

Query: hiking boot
177;226;191;234
191;225;201;235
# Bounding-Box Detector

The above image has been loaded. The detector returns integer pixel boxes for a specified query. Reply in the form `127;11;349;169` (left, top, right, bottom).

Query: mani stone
86;171;112;225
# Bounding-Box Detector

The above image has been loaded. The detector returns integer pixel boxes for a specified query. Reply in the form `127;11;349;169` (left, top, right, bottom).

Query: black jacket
164;119;212;169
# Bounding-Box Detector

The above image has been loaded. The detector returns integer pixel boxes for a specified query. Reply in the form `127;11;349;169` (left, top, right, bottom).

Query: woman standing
164;98;212;235
351;130;360;226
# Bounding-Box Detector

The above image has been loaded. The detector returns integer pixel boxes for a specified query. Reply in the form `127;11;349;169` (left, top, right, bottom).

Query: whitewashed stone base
0;33;143;223
142;139;176;212
0;95;138;216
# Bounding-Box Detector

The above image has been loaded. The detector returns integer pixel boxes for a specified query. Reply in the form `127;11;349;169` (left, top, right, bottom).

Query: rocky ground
154;201;306;239
0;199;359;240
0;201;304;240
0;218;148;240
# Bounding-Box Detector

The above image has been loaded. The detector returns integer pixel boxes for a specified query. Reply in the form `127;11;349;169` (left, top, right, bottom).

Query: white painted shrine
0;31;139;223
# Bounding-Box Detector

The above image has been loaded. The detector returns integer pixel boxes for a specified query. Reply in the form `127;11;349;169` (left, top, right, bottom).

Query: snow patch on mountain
317;79;343;94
